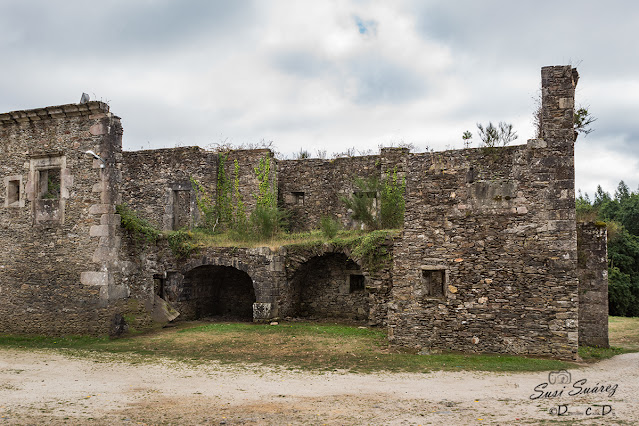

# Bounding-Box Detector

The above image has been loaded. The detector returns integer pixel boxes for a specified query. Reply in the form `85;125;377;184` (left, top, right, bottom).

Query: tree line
577;181;639;316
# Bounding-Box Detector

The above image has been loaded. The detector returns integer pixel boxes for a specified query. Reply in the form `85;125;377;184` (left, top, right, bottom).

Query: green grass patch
578;316;639;361
0;321;574;373
578;345;627;361
609;315;639;351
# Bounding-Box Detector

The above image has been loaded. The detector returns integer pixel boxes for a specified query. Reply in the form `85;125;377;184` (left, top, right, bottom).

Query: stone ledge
0;101;109;125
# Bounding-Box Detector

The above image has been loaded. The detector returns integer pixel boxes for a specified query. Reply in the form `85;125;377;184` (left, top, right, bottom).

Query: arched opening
289;253;369;321
181;265;256;320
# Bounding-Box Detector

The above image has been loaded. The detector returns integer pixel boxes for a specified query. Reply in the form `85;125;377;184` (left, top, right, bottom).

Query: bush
167;230;197;259
248;205;288;241
340;176;380;230
320;216;340;239
116;204;160;244
380;167;406;229
341;170;405;231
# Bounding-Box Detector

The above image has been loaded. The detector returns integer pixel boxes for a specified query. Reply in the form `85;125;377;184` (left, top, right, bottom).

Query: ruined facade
0;66;608;359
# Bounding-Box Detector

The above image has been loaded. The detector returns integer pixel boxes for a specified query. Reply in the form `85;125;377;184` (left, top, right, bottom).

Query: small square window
292;191;305;205
349;274;365;293
422;269;445;298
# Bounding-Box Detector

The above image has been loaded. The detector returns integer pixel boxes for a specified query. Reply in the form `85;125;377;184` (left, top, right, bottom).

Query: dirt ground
0;349;637;425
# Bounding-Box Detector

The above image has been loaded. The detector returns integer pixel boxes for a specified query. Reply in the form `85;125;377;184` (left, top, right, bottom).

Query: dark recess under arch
181;265;256;320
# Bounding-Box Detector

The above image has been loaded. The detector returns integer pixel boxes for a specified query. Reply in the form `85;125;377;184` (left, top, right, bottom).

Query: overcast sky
1;0;637;197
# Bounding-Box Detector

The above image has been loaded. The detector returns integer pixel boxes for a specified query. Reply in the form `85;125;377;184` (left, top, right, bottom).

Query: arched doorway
289;253;369;321
182;265;256;320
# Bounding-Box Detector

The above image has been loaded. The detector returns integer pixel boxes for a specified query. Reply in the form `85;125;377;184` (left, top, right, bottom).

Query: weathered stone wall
387;66;581;359
0;102;132;335
577;222;609;347
288;253;368;320
122;147;216;230
0;65;608;359
278;155;380;231
281;239;395;325
224;149;277;218
154;246;287;322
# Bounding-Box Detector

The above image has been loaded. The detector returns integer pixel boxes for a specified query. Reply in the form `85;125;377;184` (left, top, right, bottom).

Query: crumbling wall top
0;101;111;126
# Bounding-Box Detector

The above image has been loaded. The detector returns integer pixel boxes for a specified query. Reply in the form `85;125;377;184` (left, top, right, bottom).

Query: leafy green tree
579;180;639;316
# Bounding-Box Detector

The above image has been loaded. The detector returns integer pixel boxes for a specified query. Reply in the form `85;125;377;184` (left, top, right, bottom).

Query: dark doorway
182;265;255;320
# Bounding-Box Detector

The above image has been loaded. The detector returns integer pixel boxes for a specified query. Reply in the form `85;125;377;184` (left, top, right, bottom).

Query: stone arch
181;255;268;301
285;251;369;321
179;264;256;320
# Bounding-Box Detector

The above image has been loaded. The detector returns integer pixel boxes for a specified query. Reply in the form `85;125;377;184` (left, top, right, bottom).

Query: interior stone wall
122;147;216;230
287;253;369;320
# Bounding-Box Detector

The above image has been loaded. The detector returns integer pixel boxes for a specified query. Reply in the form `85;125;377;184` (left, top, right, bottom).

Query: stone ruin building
0;66;609;360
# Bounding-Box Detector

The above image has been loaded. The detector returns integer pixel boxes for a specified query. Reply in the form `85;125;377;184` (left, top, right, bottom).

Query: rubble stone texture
0;66;607;359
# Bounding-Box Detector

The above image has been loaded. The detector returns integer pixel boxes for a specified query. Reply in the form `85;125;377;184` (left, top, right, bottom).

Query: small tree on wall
476;122;518;147
341;167;406;230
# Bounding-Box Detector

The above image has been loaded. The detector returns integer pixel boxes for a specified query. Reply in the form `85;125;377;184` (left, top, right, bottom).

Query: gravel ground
0;348;637;425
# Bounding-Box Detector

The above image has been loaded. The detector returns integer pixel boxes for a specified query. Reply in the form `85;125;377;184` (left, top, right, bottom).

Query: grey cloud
409;0;639;77
271;50;334;78
0;0;256;56
343;54;429;104
272;48;429;105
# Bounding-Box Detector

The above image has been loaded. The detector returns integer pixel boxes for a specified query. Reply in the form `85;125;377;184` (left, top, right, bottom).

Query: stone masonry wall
387;66;580;359
122;147;217;230
0;102;130;335
0;65;606;358
224;149;277;218
577;222;609;347
277;155;380;231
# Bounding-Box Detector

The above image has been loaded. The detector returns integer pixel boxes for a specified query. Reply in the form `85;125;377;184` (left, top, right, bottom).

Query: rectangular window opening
7;179;20;205
38;168;61;200
422;269;445;298
292;191;305;205
349;274;365;293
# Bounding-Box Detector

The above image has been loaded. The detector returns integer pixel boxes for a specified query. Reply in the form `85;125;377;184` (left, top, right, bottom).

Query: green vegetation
166;230;198;259
380;167;406;229
462;130;473;148
320;216;340;239
0;322;575;373
116;204;161;244
190;177;217;231
340;169;406;231
190;152;287;243
577;181;639;317
609;315;639;351
476;121;518;148
574;106;597;138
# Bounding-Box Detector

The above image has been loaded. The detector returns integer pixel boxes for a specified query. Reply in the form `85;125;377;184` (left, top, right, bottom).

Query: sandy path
0;349;637;425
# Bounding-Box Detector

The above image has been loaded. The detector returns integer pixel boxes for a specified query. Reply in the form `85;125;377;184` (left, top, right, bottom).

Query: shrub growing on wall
341;167;405;230
380;167;406;229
